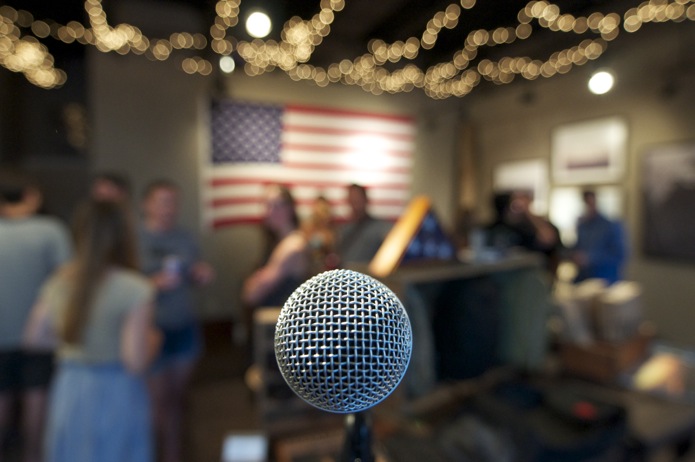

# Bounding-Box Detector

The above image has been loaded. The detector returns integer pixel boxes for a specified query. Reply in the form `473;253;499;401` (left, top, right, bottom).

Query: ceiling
4;0;689;95
286;0;620;68
7;0;625;66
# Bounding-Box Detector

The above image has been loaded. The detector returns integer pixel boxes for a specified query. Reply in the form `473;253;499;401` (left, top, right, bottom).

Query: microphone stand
341;412;374;462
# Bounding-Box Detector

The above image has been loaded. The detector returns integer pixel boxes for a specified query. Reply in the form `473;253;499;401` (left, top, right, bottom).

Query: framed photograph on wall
493;158;549;215
642;140;695;263
552;116;628;185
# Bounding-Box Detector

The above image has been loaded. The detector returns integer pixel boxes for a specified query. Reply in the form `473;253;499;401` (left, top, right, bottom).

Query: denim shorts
151;324;203;372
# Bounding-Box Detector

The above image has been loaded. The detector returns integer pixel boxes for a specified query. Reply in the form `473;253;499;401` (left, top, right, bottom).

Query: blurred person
23;200;159;462
571;189;627;284
241;185;310;371
483;191;517;249
0;168;72;462
335;183;392;267
242;184;310;308
138;179;214;462
485;190;562;277
302;195;338;273
89;171;131;203
508;190;563;277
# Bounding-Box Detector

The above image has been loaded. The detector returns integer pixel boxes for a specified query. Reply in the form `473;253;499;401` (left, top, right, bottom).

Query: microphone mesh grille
274;269;412;414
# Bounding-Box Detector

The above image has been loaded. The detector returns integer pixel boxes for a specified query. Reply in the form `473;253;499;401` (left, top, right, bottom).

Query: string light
0;0;692;96
245;11;272;38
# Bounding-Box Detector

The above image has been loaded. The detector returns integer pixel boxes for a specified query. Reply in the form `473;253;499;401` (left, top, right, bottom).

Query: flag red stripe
209;197;408;208
212;217;262;228
212;215;398;229
281;161;410;174
293;198;407;207
209;178;411;190
209;178;277;187
209;197;259;207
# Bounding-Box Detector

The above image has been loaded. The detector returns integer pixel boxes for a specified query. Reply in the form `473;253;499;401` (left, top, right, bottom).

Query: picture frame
493;158;549;215
552;116;628;185
641;140;695;263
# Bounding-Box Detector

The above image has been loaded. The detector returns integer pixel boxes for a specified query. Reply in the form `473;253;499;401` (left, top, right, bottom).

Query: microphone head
274;269;412;414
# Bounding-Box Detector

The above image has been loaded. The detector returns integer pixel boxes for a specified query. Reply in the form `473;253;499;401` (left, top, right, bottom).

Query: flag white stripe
282;132;415;153
282;149;412;170
284;111;416;136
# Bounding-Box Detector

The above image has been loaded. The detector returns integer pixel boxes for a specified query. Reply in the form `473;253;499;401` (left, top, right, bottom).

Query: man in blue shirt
571;190;628;284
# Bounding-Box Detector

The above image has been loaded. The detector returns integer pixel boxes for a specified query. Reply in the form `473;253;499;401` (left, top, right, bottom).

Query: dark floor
187;320;261;462
187;320;346;462
1;321;254;462
187;321;689;462
5;320;695;462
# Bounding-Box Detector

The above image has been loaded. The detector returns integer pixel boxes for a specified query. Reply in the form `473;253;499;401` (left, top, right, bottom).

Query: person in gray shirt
138;179;214;462
0;169;71;462
336;183;392;267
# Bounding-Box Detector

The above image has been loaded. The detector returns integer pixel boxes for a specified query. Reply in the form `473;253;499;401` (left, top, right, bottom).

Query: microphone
274;269;412;460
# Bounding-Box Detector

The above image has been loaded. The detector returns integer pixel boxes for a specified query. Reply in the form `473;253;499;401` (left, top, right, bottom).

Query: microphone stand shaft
341;412;374;462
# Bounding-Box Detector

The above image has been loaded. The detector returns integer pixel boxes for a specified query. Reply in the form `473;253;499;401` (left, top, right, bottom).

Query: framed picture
493;158;549;215
642;140;695;263
552;116;628;185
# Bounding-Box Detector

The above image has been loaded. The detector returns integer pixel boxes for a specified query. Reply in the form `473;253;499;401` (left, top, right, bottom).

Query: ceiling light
588;70;614;94
246;11;272;38
219;55;236;73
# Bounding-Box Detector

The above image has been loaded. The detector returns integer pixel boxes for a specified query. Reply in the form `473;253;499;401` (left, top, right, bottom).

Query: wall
89;45;461;322
14;1;693;348
0;49;90;221
462;21;695;347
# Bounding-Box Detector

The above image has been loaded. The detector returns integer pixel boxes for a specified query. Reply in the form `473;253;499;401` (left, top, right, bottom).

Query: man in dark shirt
485;190;562;277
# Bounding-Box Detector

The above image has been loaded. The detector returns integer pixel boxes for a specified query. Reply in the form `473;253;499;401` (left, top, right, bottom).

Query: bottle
163;255;182;277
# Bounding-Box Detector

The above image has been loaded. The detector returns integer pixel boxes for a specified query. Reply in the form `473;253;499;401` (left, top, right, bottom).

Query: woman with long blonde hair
24;200;160;462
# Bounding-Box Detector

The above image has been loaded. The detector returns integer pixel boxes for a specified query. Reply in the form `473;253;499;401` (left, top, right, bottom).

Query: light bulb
246;11;272;38
588;70;615;95
219;55;236;73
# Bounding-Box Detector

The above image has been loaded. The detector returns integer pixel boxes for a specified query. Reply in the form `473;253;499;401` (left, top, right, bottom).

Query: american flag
204;100;415;229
